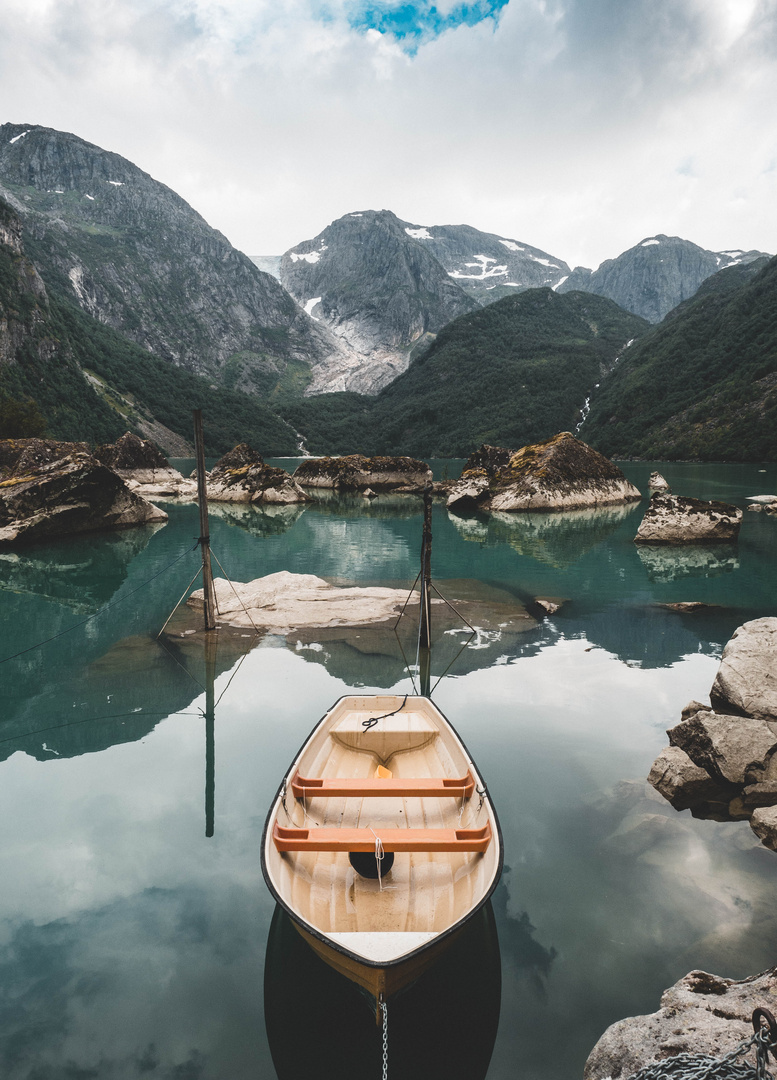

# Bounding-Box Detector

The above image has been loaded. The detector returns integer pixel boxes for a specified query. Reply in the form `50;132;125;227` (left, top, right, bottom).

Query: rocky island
446;432;641;513
207;444;310;504
293;454;432;493
0;438;167;546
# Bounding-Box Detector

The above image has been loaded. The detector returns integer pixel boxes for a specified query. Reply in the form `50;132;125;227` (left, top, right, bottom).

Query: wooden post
193;409;216;632
204;633;216;838
418;484;433;697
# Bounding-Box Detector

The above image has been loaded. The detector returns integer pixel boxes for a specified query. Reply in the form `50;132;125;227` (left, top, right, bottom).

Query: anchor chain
380;994;388;1080
627;1009;777;1080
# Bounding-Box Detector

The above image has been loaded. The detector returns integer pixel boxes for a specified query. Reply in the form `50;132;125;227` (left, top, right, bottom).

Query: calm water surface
2;460;777;1079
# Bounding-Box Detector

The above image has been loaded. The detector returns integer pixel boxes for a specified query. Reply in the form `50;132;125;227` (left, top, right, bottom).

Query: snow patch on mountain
304;297;322;319
641;239;661;246
499;240;525;253
406;226;432;239
291;250;321;264
450;255;508;280
9;131;29;145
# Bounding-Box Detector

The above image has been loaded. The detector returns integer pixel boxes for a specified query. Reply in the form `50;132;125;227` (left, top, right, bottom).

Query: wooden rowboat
261;693;503;1006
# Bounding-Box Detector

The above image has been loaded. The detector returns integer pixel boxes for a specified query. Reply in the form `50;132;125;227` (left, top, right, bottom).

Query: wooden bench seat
272;822;492;853
290;770;475;800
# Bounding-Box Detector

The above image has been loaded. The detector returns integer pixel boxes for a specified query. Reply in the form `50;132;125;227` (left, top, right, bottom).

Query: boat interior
264;696;500;952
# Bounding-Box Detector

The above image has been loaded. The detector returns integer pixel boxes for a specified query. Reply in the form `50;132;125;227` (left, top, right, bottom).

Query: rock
649;620;777;852
446;469;490;512
95;432;190;491
534;598;563;615
636;543;739;581
635;493;743;544
585;967;776;1080
0;441;167;545
661;601;711;612
293;455;432;493
446;433;641;513
710;618;777;722
205;446;310;504
748;503;764;512
647;746;735;811
667;709;777;785
188;571;411;632
648;470;670;492
750;806;777;850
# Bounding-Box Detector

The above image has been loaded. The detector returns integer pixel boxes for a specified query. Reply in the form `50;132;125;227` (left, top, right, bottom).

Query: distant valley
1;121;775;462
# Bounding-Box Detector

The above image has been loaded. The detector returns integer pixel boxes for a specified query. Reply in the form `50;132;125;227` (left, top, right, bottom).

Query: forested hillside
581;256;777;461
283;289;648;456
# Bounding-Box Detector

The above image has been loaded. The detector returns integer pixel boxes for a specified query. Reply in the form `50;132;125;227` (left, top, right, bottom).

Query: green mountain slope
581;256;777;461
284;288;648;456
0;197;299;453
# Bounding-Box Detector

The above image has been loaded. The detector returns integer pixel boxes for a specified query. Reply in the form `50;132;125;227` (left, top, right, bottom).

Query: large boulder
0;440;167;545
635;493;742;544
710;618;777;722
207;444;310;504
447;433;641;512
293;454;432;493
649;619;777;851
95;432;192;496
585;967;776;1080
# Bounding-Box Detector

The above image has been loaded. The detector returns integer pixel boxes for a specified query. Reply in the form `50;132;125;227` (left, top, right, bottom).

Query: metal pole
193;409;216;631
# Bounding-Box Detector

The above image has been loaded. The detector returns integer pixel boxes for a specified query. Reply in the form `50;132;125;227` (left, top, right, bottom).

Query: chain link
380;995;388;1080
628;1028;775;1080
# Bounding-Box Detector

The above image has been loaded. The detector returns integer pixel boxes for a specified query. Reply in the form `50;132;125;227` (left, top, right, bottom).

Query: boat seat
331;711;439;759
272;822;492;853
290;769;475;800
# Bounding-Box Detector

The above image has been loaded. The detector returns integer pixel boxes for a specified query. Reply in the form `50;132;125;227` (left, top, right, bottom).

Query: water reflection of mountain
635;544;739;582
207;502;306;537
0;524;164;613
308;490;424;518
0;624;254;763
449;503;642;568
288;580;541;687
264;902;501;1080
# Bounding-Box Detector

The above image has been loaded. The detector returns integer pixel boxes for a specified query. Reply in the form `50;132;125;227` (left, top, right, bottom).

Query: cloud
0;0;775;267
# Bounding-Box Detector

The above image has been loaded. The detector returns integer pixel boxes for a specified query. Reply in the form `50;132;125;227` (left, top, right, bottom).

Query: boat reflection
264;900;501;1080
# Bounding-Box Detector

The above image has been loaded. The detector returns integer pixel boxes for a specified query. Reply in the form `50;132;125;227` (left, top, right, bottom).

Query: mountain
0;195;301;454
279;209;479;395
398;222;571;303
0;123;346;397
558;235;770;323
580;256;777;461
283;288;649;457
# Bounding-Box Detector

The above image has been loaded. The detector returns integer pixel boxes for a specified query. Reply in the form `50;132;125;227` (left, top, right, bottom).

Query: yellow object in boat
375;764;393;780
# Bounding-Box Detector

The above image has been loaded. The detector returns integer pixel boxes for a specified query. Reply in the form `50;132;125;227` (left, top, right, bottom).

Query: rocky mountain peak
559;234;771;323
280;209;477;394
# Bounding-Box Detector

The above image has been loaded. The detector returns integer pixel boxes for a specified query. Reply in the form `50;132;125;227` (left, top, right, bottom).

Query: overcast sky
1;0;775;269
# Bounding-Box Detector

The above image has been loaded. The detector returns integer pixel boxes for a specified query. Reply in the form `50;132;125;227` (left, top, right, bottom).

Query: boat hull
261;694;503;1003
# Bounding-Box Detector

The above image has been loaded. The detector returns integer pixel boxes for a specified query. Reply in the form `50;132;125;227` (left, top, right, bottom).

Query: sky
1;0;776;270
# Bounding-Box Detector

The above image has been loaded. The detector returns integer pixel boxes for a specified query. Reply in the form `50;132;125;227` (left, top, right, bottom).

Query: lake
2;460;777;1080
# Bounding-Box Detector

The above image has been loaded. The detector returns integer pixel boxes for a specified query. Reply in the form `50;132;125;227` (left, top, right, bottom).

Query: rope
210;547;264;635
362;695;408;730
0;541;200;666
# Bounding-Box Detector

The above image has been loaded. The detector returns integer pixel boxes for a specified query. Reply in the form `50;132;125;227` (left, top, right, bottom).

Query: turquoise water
1;461;777;1079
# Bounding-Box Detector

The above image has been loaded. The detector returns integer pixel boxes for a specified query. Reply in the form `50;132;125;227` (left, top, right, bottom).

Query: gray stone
667;709;777;785
635;493;743;545
585;967;777;1080
647;746;735;810
750;806;777;851
648;471;670;491
710;618;777;722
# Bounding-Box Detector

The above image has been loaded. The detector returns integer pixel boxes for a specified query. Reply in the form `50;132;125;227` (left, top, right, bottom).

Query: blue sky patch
349;0;509;46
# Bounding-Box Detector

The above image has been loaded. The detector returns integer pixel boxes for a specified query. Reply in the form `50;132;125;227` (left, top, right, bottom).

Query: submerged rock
207;444;310;504
649;618;777;851
447;433;641;513
293;454;432;493
585;967;776;1080
0;439;167;546
635;493;742;544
